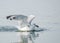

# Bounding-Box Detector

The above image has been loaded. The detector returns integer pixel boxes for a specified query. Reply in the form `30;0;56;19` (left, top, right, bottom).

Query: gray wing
6;15;28;27
6;15;28;20
6;15;35;26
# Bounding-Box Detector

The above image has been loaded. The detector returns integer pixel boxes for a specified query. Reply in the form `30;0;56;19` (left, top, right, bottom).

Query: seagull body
6;14;48;43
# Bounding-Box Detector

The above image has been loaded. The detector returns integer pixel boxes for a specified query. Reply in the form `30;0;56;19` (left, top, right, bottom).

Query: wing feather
6;14;35;27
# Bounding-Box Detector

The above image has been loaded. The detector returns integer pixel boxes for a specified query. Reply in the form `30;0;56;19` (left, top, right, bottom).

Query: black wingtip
6;16;11;19
13;17;16;19
10;18;12;20
34;24;39;27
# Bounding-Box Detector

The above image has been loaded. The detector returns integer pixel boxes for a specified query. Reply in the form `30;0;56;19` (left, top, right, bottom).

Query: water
0;32;18;43
0;23;60;43
0;26;47;43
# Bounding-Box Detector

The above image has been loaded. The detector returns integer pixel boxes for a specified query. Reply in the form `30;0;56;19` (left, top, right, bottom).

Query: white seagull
6;15;37;43
6;14;47;43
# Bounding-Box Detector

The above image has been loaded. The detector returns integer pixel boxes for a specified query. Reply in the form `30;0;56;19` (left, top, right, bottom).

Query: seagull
6;14;47;43
6;14;36;43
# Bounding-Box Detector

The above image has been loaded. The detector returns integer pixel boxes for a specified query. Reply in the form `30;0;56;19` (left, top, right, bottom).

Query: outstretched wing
6;15;28;20
6;15;35;26
27;15;35;25
6;15;28;25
